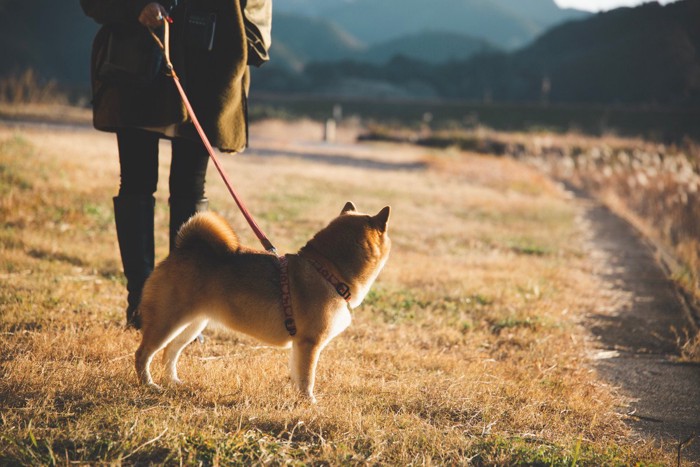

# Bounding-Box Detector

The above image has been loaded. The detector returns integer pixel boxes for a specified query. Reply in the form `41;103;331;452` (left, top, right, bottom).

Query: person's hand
138;3;168;28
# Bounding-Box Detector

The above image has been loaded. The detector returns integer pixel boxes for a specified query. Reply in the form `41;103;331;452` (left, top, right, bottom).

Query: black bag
97;24;164;87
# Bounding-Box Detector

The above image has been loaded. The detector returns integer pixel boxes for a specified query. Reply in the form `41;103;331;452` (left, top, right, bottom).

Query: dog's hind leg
135;319;191;389
162;318;209;385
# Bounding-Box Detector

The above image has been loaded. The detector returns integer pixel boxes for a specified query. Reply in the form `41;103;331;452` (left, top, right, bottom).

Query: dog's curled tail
176;212;240;253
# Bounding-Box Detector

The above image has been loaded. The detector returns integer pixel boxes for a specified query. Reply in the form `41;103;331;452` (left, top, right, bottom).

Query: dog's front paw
303;391;317;404
146;382;165;393
167;377;184;386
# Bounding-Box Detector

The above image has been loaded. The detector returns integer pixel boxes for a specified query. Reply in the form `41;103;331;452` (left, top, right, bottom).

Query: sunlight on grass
0;123;676;465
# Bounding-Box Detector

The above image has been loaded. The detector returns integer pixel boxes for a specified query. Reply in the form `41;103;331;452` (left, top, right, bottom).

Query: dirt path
575;188;700;464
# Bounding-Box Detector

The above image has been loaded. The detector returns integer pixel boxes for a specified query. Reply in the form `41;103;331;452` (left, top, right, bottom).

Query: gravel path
576;189;700;464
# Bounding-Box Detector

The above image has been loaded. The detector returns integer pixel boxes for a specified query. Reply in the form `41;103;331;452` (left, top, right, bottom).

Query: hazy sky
554;0;675;11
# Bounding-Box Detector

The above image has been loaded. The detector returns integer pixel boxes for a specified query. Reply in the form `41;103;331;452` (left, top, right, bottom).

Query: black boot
169;196;208;252
113;195;155;329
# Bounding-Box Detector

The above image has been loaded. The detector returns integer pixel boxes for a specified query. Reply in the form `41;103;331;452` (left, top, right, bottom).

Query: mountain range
270;13;502;71
267;0;589;69
507;1;700;104
0;0;587;88
273;0;589;48
0;0;695;107
256;0;699;106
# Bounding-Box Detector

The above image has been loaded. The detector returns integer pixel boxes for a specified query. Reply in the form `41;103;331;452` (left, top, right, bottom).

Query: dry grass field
0;119;679;465
365;123;700;361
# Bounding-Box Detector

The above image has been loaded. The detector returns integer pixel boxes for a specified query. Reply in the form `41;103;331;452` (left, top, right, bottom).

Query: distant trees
253;1;700;107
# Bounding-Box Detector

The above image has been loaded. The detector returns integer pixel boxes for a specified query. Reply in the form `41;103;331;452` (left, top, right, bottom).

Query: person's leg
113;128;159;329
169;137;209;251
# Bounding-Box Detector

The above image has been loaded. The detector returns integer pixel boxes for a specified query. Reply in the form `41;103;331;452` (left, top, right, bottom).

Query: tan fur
175;212;239;253
134;202;391;402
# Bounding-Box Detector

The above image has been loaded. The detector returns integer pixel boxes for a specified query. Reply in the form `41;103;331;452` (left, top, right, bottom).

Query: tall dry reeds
527;138;700;303
0;68;68;105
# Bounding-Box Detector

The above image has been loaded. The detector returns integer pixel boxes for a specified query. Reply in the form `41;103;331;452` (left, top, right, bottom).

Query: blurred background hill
273;0;589;48
0;0;697;139
261;0;700;106
0;0;97;97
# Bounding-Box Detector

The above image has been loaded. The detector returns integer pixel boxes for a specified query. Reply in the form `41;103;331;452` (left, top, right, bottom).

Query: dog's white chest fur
327;305;352;342
350;254;389;309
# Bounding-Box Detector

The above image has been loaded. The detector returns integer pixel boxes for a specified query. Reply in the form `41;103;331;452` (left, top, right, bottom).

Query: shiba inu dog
135;202;391;402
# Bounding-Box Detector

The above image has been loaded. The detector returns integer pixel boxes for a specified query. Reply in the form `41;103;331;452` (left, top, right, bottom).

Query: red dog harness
278;254;352;337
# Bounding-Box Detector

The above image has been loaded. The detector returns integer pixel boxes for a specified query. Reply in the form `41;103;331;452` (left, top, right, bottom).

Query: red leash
150;21;277;254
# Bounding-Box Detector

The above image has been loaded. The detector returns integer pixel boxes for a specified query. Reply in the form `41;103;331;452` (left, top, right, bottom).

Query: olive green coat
81;0;268;152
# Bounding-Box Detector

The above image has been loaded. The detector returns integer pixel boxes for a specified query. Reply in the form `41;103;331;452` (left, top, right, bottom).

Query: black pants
116;128;209;198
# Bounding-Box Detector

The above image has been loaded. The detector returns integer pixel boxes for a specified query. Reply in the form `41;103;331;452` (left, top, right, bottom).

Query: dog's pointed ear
371;206;391;232
341;201;357;215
